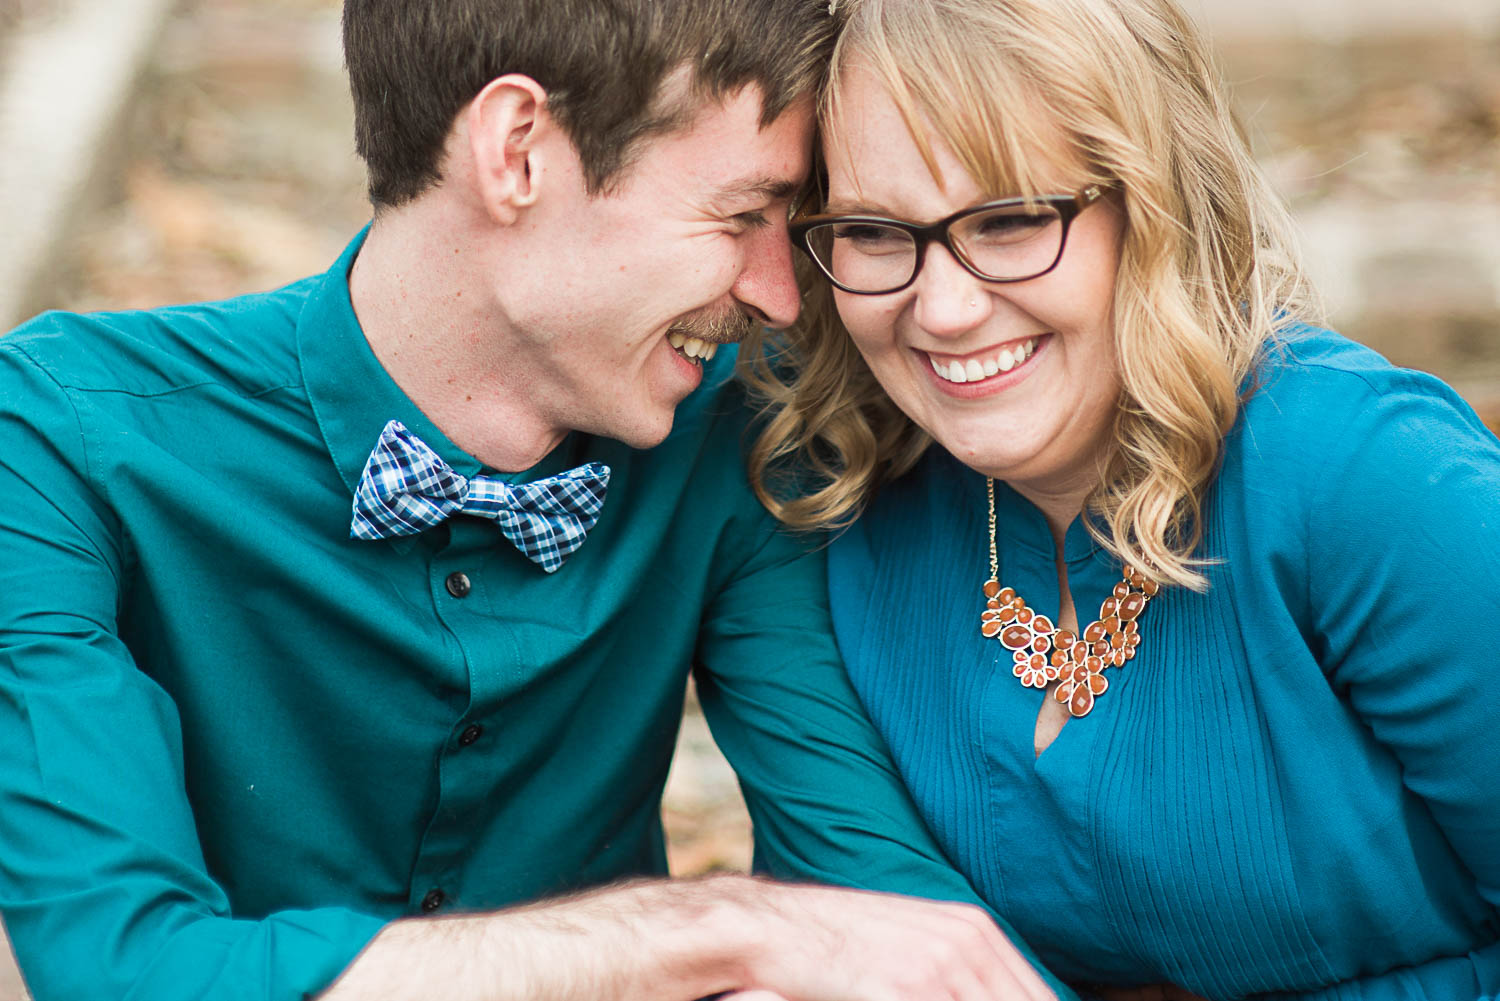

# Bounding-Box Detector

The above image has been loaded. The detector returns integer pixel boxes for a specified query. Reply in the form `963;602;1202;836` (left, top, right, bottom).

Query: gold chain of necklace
979;477;1158;717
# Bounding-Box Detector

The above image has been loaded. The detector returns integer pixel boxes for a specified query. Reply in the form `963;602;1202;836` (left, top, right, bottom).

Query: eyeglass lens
805;202;1066;293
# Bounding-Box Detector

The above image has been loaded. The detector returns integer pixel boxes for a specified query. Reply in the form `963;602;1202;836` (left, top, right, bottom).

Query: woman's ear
466;73;550;224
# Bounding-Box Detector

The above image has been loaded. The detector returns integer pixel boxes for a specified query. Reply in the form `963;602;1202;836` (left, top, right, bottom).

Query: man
0;1;1064;999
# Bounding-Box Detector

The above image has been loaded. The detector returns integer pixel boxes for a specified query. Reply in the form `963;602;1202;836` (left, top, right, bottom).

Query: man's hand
321;874;1057;1001
730;879;1056;1001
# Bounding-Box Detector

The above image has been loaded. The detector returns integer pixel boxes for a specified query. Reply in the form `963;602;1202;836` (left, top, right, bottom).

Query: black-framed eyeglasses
789;184;1109;295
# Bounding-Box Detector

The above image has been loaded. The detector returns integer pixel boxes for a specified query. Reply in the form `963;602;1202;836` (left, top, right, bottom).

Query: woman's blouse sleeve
1296;365;1500;999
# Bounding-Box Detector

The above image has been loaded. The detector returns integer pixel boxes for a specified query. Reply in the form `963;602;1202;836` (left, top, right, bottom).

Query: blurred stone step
0;0;178;329
1185;0;1500;41
0;921;23;1001
1298;197;1500;419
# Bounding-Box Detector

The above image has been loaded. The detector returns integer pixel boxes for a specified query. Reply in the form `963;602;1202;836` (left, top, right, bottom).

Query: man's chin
614;418;676;451
606;399;685;451
593;357;703;450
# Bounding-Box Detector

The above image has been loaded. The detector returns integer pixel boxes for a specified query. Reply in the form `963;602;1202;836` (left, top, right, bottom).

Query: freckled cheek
710;259;741;295
835;315;886;361
844;328;913;396
656;247;740;305
834;297;904;348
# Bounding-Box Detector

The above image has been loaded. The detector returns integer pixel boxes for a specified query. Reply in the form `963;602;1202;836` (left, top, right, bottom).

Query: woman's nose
911;243;991;338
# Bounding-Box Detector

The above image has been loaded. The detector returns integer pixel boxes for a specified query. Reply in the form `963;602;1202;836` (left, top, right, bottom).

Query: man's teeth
929;337;1039;384
667;332;718;362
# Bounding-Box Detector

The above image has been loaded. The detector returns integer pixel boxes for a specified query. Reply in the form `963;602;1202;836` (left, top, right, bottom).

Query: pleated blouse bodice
828;328;1500;1000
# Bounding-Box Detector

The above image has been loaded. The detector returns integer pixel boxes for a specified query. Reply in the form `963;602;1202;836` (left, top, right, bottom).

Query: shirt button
445;572;472;598
458;723;484;747
420;888;446;912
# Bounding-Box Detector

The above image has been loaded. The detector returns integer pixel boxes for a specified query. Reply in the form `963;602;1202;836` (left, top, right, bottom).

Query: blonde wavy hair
742;0;1320;590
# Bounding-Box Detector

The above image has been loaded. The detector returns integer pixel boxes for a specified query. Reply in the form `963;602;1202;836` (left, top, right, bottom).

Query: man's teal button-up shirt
0;233;996;1000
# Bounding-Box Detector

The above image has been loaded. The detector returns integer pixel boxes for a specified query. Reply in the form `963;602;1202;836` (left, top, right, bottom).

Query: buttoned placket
403;517;523;914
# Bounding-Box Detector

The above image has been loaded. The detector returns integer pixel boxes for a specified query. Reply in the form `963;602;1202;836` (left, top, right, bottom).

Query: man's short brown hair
343;0;835;208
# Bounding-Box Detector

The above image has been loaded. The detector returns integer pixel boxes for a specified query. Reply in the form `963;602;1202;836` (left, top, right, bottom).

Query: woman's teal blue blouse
829;327;1500;1000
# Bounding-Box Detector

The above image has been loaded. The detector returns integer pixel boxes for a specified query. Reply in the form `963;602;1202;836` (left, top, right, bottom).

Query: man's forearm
320;876;749;1001
320;873;1058;1001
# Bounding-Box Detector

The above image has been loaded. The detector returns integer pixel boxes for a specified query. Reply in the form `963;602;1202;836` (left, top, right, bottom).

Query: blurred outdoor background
1;0;1497;996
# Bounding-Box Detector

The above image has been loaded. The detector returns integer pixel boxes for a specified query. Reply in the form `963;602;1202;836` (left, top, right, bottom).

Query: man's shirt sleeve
691;493;1077;1001
0;339;385;1001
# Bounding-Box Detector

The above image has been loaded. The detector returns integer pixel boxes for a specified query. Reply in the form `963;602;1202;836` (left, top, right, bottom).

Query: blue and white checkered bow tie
350;420;610;573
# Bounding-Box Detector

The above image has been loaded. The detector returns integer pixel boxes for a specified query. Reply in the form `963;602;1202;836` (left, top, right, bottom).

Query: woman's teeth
929;337;1039;384
667;331;718;362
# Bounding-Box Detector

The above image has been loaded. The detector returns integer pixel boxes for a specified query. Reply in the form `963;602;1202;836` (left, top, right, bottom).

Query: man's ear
466;74;551;225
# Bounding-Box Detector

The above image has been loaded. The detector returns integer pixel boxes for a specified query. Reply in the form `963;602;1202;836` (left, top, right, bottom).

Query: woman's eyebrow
820;198;892;216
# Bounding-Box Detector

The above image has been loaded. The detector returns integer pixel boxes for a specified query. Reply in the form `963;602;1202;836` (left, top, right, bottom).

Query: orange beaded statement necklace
978;478;1160;717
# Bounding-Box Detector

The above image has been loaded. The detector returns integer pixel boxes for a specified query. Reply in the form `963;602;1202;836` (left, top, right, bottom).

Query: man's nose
732;223;802;330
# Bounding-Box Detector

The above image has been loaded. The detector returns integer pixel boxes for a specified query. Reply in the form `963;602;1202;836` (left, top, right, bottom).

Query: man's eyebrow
714;176;802;203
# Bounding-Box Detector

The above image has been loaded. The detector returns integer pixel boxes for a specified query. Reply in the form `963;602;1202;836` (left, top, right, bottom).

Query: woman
743;0;1500;997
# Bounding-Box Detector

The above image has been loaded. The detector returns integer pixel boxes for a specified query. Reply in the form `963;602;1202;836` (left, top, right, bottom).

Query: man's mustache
667;308;754;344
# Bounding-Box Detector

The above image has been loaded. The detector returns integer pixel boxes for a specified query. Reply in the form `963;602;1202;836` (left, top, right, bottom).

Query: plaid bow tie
350;420;610;573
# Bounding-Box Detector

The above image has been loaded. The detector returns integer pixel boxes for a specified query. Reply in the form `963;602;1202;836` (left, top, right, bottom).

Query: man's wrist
488;874;774;1001
663;873;843;995
599;874;768;996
